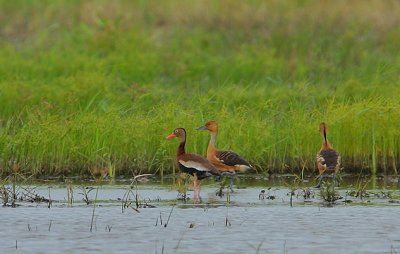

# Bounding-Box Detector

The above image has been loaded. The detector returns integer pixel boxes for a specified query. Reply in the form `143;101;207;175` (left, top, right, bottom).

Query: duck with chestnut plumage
167;128;220;203
315;122;341;188
197;121;252;192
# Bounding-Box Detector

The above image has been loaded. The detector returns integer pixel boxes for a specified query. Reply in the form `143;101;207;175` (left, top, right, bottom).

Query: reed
0;1;399;177
90;186;99;232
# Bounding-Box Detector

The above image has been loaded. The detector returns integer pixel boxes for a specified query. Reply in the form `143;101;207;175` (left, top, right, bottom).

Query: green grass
0;0;400;177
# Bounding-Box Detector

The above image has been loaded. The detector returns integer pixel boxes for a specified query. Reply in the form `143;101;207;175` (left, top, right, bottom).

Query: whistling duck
167;128;220;202
315;122;341;188
197;121;252;191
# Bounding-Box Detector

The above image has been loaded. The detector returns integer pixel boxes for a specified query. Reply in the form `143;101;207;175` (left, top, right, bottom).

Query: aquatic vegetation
89;186;99;232
0;1;399;177
0;174;398;253
66;180;74;207
121;173;155;213
0;173;51;207
79;186;95;205
176;173;191;202
320;180;342;204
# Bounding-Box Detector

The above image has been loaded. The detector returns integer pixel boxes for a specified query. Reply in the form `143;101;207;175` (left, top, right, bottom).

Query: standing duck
315;122;341;188
196;121;252;191
167;128;220;202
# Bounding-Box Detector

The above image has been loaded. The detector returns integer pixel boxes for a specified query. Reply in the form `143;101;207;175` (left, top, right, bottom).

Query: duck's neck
321;131;332;149
177;138;186;156
209;131;217;146
207;132;217;157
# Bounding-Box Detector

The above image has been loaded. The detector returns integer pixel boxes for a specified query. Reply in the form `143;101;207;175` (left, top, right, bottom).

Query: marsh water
0;175;399;254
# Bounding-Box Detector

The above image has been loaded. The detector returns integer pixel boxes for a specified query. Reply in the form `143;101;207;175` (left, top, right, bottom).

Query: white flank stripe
179;160;209;172
234;164;252;173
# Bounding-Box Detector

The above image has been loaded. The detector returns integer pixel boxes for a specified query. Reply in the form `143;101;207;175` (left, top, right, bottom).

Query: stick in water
164;205;175;228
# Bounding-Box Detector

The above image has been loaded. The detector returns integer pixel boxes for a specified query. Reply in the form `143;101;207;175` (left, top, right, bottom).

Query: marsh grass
66;180;74;207
0;170;50;207
353;178;371;201
121;186;138;213
121;174;154;212
79;186;95;205
320;180;341;204
90;186;99;232
164;205;175;228
176;174;190;202
283;174;309;206
246;238;266;254
215;175;233;198
1;1;400;177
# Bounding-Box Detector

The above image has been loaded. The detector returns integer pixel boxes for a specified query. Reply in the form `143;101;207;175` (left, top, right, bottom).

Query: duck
196;121;252;191
167;128;220;203
315;122;341;188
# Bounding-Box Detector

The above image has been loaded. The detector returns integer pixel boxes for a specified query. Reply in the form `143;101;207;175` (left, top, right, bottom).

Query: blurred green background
0;0;399;177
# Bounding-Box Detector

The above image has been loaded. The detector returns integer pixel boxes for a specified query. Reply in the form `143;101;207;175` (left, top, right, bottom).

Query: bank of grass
0;0;400;177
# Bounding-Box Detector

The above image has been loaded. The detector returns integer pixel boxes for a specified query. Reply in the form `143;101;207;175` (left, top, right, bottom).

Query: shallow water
0;176;399;254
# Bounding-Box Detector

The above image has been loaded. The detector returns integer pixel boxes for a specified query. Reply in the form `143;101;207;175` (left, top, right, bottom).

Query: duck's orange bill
166;132;176;139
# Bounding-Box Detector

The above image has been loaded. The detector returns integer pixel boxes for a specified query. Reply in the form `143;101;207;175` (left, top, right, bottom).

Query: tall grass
0;0;400;177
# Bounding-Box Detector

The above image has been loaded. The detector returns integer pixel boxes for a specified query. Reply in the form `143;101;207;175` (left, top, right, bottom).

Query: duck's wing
216;150;252;168
178;153;220;176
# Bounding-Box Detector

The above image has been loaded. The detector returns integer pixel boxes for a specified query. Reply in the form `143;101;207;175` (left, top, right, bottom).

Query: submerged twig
225;216;231;227
121;174;154;213
289;190;294;207
246;238;266;254
67;181;74;207
48;187;52;208
79;186;95;205
89;186;99;232
174;232;185;250
164;205;175;228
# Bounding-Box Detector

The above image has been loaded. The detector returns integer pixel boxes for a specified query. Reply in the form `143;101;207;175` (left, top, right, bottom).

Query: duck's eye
174;130;178;133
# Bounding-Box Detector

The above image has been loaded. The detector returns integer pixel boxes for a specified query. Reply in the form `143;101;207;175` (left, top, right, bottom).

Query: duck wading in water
315;122;341;188
167;128;220;203
197;121;252;192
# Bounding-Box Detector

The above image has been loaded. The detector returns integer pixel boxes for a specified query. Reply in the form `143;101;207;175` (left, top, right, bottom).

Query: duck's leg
314;174;324;188
193;174;198;204
229;173;235;192
198;180;202;202
333;173;337;188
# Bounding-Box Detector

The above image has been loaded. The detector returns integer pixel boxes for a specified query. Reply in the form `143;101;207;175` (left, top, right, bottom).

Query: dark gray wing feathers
216;150;251;167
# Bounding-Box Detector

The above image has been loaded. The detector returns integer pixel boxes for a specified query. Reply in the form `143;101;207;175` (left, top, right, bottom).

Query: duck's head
166;128;186;141
196;121;218;133
319;122;327;134
319;122;328;141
